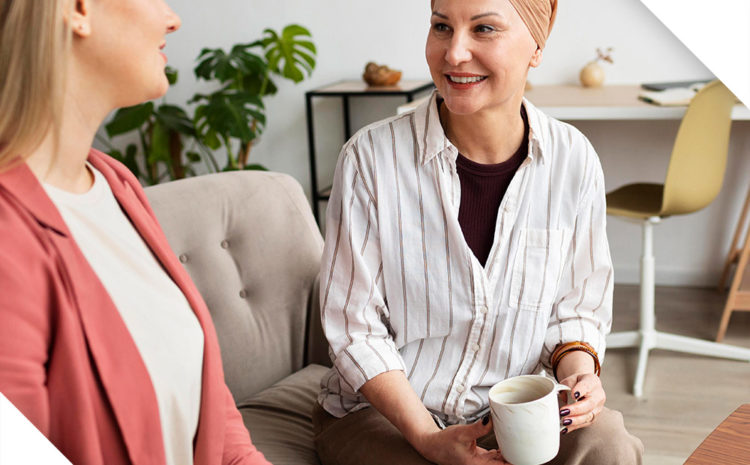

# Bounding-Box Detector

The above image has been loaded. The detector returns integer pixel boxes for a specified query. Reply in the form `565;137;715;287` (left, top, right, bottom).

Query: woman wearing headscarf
314;0;643;464
0;1;270;464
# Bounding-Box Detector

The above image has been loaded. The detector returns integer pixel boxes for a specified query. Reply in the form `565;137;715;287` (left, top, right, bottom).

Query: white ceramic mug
489;375;571;465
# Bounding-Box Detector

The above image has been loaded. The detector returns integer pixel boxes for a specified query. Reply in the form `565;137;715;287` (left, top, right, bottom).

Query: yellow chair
606;80;750;397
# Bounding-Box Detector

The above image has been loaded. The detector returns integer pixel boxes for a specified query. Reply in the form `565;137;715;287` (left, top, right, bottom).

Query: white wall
155;0;750;286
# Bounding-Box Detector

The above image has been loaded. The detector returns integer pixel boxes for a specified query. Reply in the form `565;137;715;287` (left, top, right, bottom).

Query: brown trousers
313;403;643;465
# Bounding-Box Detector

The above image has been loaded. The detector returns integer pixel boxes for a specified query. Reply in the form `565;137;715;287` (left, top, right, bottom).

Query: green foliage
262;25;317;83
101;68;208;185
101;24;316;184
192;24;315;170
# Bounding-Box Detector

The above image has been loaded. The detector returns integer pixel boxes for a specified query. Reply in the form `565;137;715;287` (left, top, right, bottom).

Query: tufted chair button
179;254;189;263
221;240;229;249
239;289;248;299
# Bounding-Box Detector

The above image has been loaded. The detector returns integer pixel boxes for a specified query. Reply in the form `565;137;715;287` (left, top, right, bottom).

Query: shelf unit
305;79;435;223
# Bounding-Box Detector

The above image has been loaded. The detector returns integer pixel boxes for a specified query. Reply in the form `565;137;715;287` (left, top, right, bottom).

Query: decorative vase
580;62;605;88
579;47;614;88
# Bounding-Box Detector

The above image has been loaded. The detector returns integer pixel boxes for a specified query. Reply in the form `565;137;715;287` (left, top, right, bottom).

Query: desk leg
719;183;750;291
306;93;320;224
343;96;352;141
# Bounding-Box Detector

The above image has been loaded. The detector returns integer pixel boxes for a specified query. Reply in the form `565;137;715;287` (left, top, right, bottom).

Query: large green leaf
262;24;317;83
105;102;154;137
165;66;179;85
193;89;266;146
243;163;269;171
156;104;196;136
123;144;141;178
148;121;170;165
242;73;278;97
108;148;124;163
194;45;267;85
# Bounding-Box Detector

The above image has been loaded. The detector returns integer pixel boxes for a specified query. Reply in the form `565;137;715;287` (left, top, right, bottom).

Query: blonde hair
0;0;71;170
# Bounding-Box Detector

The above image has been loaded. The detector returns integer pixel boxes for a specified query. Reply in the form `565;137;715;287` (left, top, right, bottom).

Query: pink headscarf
431;0;558;49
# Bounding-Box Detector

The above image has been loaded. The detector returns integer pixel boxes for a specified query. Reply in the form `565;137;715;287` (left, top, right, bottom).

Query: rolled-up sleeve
320;144;406;393
542;140;613;368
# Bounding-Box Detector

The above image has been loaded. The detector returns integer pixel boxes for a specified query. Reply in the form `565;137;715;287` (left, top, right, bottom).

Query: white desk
398;84;750;120
524;85;750;120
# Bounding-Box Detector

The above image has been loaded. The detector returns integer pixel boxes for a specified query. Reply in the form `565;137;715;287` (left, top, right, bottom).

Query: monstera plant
102;24;317;185
98;67;208;185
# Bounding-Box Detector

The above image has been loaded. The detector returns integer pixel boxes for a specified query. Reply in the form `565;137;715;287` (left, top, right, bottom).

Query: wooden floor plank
604;284;750;465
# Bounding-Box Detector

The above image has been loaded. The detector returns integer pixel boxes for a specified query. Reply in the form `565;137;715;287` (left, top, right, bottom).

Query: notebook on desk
638;82;708;106
640;79;712;91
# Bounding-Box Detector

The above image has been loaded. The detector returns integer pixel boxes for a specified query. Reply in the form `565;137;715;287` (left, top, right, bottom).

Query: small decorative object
363;62;402;87
579;47;613;88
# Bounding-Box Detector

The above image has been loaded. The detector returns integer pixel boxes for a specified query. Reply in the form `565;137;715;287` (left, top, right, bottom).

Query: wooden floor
604;284;750;465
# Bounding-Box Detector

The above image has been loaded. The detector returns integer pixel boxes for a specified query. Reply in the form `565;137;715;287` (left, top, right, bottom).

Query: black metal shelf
306;79;435;224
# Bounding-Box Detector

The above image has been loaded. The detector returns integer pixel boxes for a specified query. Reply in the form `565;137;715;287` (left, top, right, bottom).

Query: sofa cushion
240;364;328;465
145;171;324;404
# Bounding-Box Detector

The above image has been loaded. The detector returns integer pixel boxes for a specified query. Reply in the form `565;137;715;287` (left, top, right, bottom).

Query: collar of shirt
413;90;546;167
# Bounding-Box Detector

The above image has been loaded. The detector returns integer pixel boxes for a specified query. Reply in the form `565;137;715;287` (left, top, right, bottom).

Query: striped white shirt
318;91;613;425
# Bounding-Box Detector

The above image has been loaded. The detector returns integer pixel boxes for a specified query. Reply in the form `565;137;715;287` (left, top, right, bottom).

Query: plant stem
238;119;258;168
197;141;221;173
169;130;185;179
259;70;270;97
225;138;238;170
137;127;156;185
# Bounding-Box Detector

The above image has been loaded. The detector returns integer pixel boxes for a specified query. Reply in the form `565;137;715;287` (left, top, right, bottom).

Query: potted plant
97;68;209;185
101;24;317;184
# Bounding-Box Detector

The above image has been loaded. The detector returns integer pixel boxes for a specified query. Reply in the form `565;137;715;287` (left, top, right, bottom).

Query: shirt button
221;240;230;249
456;384;465;393
239;289;248;299
471;344;481;352
179;254;189;263
480;305;489;314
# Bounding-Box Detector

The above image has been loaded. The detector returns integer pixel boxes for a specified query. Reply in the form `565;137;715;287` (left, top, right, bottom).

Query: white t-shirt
44;165;204;465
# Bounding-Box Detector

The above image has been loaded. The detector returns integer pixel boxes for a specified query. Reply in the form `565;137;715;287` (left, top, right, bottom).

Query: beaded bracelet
550;341;601;381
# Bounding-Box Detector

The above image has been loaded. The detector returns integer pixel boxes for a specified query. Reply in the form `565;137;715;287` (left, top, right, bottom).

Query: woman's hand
557;372;606;434
359;371;506;464
414;417;508;465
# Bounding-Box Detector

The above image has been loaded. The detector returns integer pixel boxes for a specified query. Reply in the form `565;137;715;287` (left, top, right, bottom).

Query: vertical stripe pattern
318;92;614;423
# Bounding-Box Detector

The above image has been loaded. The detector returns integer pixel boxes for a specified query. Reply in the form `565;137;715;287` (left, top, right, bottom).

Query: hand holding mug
415;417;508;465
557;372;606;434
489;375;571;465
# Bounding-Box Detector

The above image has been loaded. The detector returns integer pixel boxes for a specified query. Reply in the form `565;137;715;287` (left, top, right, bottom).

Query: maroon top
457;106;529;267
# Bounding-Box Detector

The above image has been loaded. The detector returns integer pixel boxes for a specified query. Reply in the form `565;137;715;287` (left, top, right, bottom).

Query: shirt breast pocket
508;228;566;312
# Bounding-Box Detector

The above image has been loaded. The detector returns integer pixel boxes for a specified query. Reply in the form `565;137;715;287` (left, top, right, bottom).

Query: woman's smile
445;72;489;89
426;0;541;115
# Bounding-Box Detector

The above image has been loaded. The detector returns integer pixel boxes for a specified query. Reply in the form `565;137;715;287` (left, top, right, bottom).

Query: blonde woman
314;0;643;464
0;1;270;464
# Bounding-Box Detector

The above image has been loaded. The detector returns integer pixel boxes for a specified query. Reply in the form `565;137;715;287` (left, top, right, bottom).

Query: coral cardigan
0;150;270;465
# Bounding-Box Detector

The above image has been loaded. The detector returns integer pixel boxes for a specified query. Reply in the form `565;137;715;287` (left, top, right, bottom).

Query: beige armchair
146;171;330;465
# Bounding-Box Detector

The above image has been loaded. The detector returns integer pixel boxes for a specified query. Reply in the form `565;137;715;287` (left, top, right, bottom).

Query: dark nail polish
482;414;490;425
574;392;580;399
559;408;570;417
563;418;572;426
561;428;568;435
